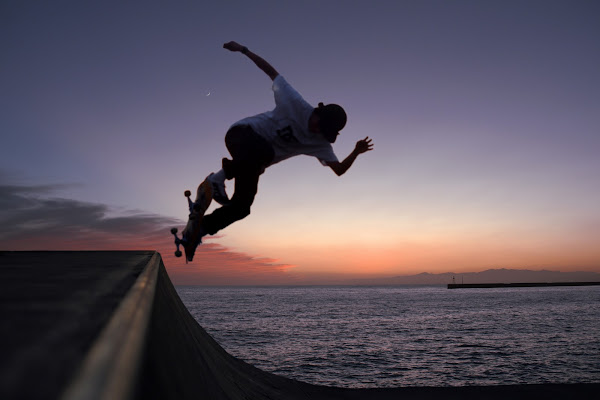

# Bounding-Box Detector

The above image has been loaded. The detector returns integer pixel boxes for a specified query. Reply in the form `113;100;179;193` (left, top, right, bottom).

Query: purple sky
1;1;599;282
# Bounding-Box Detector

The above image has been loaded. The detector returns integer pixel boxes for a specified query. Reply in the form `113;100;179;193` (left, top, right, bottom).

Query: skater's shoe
182;237;201;262
207;172;230;206
182;227;204;262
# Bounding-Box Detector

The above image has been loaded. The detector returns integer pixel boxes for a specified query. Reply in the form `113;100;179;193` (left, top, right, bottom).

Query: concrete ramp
1;252;597;400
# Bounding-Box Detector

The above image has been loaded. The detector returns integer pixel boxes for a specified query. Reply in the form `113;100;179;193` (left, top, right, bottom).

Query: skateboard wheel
170;227;178;234
184;190;191;197
175;250;182;257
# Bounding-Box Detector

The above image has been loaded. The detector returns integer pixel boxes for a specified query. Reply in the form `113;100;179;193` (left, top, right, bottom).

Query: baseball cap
316;103;347;143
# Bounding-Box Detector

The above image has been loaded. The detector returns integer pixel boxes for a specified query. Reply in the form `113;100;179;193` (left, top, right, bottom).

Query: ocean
177;285;600;388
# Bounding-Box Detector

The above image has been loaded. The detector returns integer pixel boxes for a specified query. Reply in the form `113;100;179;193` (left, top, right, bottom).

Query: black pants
202;125;274;235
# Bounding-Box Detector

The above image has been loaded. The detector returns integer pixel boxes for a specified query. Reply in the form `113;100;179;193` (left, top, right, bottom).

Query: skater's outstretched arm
327;137;373;176
223;41;279;81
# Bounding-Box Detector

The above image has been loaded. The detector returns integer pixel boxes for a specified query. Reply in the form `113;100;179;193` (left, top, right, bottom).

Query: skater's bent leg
202;168;259;235
222;125;249;180
222;125;274;180
203;124;273;235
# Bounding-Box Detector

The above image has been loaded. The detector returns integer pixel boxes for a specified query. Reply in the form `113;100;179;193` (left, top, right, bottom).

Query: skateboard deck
171;177;213;262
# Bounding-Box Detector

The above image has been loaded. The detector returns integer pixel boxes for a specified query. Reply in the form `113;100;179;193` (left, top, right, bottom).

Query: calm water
177;285;600;388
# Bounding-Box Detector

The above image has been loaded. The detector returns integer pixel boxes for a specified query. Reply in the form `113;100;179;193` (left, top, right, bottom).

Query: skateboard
171;177;213;262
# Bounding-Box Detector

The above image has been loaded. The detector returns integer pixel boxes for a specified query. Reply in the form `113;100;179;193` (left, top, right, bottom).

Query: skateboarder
199;41;373;241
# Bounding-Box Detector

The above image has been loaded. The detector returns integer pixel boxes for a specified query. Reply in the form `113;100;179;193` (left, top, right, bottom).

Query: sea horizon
172;267;600;287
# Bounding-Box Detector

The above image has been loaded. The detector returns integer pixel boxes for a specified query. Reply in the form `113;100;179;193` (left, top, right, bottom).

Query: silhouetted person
199;41;373;241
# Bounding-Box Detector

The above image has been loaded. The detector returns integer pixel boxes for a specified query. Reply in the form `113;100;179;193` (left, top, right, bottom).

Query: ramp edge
60;252;161;400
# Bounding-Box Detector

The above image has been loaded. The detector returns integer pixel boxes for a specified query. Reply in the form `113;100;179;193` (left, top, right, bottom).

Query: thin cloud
168;242;297;285
0;183;178;240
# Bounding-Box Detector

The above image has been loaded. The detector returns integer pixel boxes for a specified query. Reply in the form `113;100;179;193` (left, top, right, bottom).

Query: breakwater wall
448;282;600;289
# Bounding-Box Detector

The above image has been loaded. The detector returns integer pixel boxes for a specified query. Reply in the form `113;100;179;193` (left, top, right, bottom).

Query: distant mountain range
355;269;600;285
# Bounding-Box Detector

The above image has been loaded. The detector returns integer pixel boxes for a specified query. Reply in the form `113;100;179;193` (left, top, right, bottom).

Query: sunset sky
2;1;599;284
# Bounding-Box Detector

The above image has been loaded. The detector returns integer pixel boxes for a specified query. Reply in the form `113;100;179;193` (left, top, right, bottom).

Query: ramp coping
60;252;161;400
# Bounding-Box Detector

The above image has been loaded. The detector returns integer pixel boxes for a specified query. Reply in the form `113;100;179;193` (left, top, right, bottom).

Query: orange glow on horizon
3;226;599;285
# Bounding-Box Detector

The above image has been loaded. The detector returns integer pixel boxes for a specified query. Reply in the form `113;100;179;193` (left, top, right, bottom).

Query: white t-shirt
232;75;338;167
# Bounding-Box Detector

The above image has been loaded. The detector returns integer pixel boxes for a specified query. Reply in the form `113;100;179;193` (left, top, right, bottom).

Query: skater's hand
354;137;374;154
223;41;245;52
327;137;373;176
223;42;278;80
